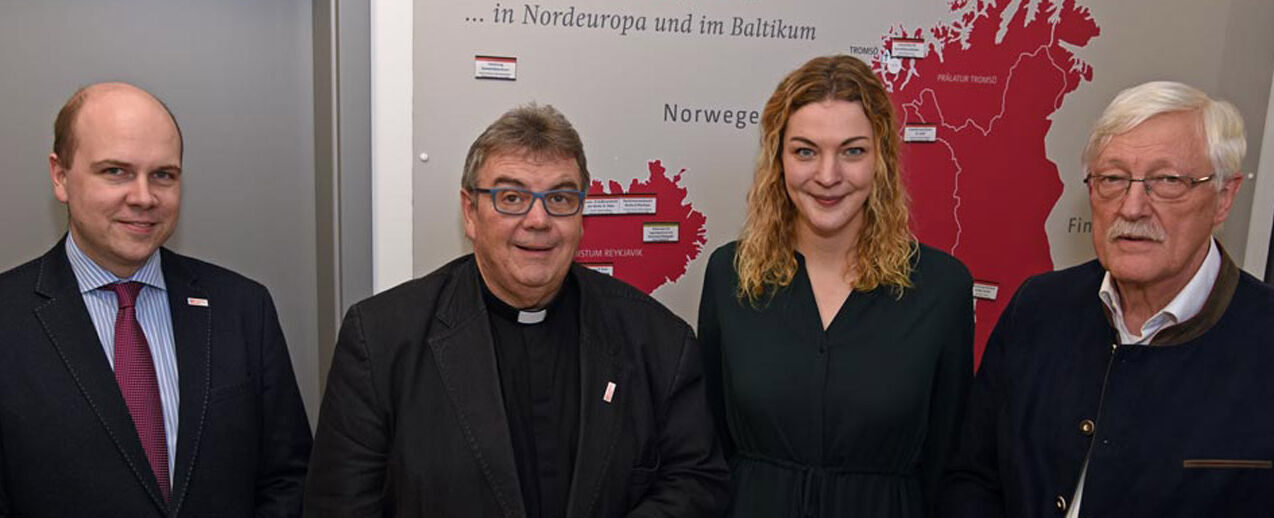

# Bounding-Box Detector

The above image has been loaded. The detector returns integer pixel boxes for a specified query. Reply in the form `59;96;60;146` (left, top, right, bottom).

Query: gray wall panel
1;1;321;421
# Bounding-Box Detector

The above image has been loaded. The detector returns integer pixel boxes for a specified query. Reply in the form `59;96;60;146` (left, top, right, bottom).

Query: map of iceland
576;160;708;294
874;0;1101;364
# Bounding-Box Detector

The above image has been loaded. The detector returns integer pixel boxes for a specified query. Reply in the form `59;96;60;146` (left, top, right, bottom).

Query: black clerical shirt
481;274;581;518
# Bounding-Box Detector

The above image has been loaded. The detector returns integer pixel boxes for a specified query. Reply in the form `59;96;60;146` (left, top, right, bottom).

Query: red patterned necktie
108;281;170;500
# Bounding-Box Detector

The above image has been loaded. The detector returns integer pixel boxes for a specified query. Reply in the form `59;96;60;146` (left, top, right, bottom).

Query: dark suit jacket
0;240;312;517
304;255;730;517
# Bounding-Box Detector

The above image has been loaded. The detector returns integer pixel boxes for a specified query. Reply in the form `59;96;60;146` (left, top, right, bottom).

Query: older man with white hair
941;81;1274;517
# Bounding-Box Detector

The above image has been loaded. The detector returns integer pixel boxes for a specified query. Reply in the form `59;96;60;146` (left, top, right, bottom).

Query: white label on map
972;282;999;301
582;264;615;276
891;39;927;58
584;196;657;215
886;57;903;74
642;222;679;243
904;125;937;142
583;198;621;215
621;197;656;214
475;55;517;80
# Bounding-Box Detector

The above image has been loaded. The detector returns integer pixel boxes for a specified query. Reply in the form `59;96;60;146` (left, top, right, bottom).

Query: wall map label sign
581;263;615;276
972;282;999;301
583;195;657;215
891;38;927;58
642;222;680;243
904;124;937;142
475;55;517;80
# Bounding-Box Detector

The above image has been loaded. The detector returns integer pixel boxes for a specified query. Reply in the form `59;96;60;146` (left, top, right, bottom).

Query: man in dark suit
305;104;729;517
0;82;312;516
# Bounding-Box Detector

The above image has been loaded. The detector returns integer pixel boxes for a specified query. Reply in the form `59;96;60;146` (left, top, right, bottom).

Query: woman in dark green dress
698;55;974;517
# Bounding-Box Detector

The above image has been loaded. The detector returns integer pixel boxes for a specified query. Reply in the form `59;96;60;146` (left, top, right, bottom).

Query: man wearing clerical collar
942;81;1274;517
306;104;729;517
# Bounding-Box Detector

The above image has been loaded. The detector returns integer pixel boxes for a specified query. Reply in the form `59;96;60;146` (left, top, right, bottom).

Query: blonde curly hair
736;55;916;302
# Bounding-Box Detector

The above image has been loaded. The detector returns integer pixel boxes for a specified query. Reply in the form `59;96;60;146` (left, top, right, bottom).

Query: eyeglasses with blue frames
472;187;588;216
1083;172;1216;201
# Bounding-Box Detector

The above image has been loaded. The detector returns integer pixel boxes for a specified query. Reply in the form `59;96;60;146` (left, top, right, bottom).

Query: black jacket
0;239;312;517
304;255;730;517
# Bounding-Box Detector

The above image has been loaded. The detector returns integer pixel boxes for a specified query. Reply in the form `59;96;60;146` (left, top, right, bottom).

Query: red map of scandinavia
875;0;1101;365
575;160;707;294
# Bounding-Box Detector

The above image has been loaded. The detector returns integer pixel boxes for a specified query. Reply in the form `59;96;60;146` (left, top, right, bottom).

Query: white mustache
1107;218;1165;243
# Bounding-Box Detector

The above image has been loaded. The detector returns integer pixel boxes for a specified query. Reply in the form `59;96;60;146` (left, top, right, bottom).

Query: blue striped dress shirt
66;235;179;483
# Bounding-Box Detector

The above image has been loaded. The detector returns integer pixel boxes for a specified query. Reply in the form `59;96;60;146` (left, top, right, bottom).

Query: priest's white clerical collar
517;308;547;324
479;278;553;326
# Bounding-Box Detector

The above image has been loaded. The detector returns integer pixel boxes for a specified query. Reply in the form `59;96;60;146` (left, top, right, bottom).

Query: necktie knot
108;281;145;309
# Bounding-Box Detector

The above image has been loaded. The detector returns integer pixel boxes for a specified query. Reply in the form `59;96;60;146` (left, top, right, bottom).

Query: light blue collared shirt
66;235;179;482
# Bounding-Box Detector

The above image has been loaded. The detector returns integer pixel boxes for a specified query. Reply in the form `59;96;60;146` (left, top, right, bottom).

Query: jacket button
1079;419;1095;436
1055;495;1068;511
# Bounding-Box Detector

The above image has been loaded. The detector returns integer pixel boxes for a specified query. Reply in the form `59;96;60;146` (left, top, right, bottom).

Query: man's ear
1213;173;1244;227
49;153;70;203
461;189;477;241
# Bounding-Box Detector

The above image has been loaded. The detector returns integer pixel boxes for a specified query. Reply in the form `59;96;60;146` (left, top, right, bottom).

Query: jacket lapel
161;250;211;517
31;240;169;515
427;259;526;518
566;266;628;518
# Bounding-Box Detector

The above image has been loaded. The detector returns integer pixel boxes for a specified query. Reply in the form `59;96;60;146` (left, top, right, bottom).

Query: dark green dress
698;241;973;517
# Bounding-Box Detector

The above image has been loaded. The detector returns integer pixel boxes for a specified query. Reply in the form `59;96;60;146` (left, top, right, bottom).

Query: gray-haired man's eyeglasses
1083;173;1215;201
